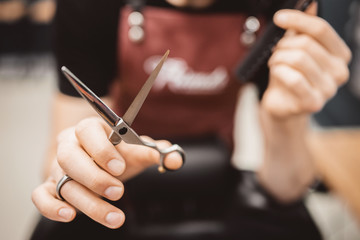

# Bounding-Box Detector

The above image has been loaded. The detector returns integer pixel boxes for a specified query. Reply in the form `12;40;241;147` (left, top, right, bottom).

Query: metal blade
122;50;169;126
61;66;120;127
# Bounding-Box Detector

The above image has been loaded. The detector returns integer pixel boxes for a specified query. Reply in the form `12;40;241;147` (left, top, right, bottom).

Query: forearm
257;110;316;203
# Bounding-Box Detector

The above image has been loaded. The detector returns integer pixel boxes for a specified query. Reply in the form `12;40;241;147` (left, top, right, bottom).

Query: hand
32;117;183;228
262;6;351;119
257;6;351;202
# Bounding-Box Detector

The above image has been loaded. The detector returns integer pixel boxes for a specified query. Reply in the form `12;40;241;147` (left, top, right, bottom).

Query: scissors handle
142;141;185;173
108;119;185;173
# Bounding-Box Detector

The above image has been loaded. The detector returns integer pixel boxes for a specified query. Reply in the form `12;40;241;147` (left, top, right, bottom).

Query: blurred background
0;0;56;239
0;0;359;239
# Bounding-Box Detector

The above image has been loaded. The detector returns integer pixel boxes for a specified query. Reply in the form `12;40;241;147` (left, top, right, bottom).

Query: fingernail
107;159;125;175
104;186;123;200
105;212;123;227
58;208;74;220
275;12;288;24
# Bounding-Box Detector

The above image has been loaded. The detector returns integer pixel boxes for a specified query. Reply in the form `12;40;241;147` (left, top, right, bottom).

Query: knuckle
92;144;111;162
268;54;276;67
56;148;68;167
262;91;285;118
56;127;74;144
287;74;304;89
56;143;74;168
75;118;97;137
269;50;285;66
297;34;312;49
275;37;291;50
291;50;308;66
31;184;51;216
31;186;41;205
334;62;350;84
313;18;329;37
56;131;67;144
310;100;323;112
341;68;350;84
270;64;284;78
87;172;107;191
85;201;101;219
304;96;323;112
307;103;323;113
344;48;352;63
272;65;305;90
87;174;100;190
323;82;337;99
156;139;172;149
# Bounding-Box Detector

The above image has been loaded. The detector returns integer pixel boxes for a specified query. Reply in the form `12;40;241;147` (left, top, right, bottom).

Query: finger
57;133;124;201
276;34;350;85
305;2;317;16
274;9;352;62
269;49;338;99
32;178;76;222
154;139;184;171
262;86;302;119
269;64;323;113
75;117;126;176
59;178;125;229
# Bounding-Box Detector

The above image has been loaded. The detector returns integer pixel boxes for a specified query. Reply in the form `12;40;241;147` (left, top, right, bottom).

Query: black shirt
54;0;284;97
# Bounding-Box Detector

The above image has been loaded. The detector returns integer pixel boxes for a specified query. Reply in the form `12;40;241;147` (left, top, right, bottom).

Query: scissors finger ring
146;143;185;173
56;174;73;201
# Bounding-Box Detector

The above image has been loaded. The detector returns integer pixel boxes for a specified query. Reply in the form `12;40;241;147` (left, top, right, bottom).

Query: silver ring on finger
56;174;73;201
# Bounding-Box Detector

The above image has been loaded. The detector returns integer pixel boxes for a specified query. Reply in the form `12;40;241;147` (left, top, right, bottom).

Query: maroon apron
113;5;259;147
113;5;261;238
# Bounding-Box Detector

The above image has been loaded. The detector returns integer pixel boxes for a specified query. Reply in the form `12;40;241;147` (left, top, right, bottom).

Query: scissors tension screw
119;127;128;135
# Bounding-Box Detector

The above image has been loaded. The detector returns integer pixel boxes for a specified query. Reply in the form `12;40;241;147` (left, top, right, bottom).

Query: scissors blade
122;50;169;126
61;66;120;127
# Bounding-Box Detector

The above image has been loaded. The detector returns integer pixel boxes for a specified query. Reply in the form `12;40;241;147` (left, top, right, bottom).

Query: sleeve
53;0;124;97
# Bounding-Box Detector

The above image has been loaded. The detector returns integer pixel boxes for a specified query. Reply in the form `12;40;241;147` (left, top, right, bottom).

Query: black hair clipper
237;0;316;83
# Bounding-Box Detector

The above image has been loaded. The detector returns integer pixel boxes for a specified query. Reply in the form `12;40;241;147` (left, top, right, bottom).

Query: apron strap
126;0;146;12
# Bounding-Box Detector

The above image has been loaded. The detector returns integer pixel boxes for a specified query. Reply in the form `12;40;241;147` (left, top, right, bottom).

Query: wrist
262;110;309;142
258;109;316;202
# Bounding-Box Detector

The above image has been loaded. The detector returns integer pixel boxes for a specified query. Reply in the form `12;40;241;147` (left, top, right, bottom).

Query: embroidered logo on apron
114;6;264;143
144;55;229;94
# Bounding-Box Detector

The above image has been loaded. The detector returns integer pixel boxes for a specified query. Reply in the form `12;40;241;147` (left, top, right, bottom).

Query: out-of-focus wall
0;57;56;240
0;1;56;239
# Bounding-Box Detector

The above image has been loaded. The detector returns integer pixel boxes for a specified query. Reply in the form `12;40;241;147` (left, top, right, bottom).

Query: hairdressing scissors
61;50;185;173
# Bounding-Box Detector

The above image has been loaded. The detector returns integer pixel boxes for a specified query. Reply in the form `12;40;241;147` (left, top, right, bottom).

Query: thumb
115;136;184;180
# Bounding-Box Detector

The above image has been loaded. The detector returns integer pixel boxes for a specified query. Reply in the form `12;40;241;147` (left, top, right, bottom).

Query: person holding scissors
31;0;351;239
